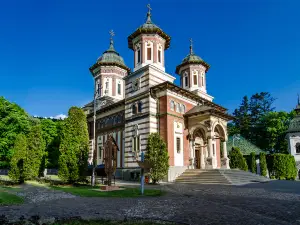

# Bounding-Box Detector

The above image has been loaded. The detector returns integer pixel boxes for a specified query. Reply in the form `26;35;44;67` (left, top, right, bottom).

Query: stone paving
1;181;300;225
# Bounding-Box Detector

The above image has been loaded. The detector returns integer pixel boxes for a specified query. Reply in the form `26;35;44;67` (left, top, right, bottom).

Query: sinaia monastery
83;5;233;181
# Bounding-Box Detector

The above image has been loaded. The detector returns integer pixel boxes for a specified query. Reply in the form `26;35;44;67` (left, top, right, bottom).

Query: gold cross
147;4;152;13
109;30;115;38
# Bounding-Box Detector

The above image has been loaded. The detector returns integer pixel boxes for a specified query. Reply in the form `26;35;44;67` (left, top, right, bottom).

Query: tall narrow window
132;104;137;115
147;47;151;60
193;74;197;85
118;82;121;95
176;137;181;153
184;75;188;87
106;81;109;89
201;73;204;86
158;50;161;63
213;144;215;156
176;103;180;113
170;100;175;110
137;49;141;63
296;143;300;154
138;102;142;113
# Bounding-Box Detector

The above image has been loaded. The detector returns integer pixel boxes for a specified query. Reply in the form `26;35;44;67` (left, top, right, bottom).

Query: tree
259;152;267;177
8;134;27;183
232;96;251;138
229;147;248;171
145;133;169;184
41;119;62;168
0;97;31;168
250;152;256;173
58;107;89;183
23;125;46;179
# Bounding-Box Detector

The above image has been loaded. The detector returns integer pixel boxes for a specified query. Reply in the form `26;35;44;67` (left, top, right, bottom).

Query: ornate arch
189;124;209;139
212;121;227;141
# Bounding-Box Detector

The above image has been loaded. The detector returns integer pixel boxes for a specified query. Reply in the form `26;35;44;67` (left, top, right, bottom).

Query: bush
266;153;297;180
229;147;248;171
250;152;256;173
145;133;169;184
259;152;267;177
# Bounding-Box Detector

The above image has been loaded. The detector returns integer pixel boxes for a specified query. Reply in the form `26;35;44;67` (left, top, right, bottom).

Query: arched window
183;72;188;88
201;72;205;87
181;104;186;114
192;70;198;86
138;102;142;113
176;103;180;113
146;41;153;61
132;104;137;115
170;100;175;111
296;143;300;154
135;44;141;64
117;80;121;95
158;44;162;63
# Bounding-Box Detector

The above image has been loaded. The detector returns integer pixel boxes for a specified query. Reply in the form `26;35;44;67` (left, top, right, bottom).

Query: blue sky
0;0;299;117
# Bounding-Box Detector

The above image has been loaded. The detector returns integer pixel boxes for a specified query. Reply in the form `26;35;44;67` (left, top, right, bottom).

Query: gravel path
1;181;300;225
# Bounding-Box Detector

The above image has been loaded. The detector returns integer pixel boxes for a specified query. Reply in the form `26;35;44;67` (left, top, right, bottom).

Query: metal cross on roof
109;30;115;38
147;4;152;13
190;38;193;54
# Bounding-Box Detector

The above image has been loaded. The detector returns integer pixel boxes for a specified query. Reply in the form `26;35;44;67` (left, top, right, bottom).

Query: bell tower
128;4;171;72
176;39;213;102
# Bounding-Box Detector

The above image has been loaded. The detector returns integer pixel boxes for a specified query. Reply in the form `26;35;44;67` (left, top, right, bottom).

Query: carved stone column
221;141;230;169
200;146;205;169
206;136;213;169
189;138;195;169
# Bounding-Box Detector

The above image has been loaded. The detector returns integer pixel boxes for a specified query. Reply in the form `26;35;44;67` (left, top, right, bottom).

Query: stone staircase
175;169;269;185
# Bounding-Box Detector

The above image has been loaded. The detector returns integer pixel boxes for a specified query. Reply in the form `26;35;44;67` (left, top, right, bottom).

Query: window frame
170;100;175;111
296;142;300;154
176;137;181;153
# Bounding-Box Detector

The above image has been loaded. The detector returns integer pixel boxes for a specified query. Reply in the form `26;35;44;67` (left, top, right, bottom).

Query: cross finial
109;30;115;38
190;38;193;54
147;4;152;13
146;4;152;23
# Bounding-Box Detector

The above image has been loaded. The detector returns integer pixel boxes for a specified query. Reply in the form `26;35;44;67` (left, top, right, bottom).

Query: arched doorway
214;124;226;168
193;128;206;169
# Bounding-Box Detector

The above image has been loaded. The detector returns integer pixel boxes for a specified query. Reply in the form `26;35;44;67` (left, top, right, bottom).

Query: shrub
145;133;169;184
266;154;297;180
250;152;256;173
229;147;248;171
259;152;267;177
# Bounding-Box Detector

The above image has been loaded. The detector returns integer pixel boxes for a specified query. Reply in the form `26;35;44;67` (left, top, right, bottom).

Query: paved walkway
1;181;300;224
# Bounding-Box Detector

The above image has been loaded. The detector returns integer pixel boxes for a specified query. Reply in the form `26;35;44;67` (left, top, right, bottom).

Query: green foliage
250;152;256;173
0;97;31;166
58;107;89;183
23;125;46;179
229;147;248;171
267;154;297;180
8;134;27;182
259;152;267;176
145;133;169;184
0;191;24;205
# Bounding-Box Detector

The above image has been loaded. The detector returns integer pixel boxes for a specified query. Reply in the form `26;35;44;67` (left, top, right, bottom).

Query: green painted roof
227;135;263;155
97;39;126;66
287;115;300;133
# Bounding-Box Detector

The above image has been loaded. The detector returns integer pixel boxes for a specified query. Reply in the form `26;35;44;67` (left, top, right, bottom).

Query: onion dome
128;4;171;50
90;31;130;73
287;95;300;133
175;39;210;74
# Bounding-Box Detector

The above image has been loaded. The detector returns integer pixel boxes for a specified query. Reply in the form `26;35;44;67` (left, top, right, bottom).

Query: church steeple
128;4;171;72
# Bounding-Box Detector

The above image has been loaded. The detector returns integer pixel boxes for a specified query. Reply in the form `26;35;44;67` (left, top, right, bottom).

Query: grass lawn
51;186;164;197
53;219;174;225
0;186;23;205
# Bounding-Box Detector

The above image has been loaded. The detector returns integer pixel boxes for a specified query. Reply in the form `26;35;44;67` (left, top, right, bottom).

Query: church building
83;5;233;181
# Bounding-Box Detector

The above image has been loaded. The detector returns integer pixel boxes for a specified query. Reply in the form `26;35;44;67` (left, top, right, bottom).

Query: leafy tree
40;119;63;168
8;134;27;183
145;133;169;184
0;97;31;167
23;125;46;179
58;107;89;183
229;147;248;171
259;152;267;177
250;152;256;173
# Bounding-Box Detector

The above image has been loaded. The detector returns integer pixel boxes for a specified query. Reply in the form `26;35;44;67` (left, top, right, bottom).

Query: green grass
51;186;164;197
0;188;23;205
53;219;174;225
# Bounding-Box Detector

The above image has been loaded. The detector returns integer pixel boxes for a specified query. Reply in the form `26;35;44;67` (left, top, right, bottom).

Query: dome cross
190;38;193;54
146;4;152;23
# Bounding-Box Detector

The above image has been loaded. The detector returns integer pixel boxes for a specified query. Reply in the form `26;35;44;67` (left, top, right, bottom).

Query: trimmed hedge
229;147;248;171
259;152;267;177
250;152;256;173
266;154;297;180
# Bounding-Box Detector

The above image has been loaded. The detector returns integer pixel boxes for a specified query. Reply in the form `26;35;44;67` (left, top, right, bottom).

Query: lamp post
91;79;102;187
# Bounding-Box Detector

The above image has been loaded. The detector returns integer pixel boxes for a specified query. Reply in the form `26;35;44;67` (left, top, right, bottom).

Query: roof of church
175;40;210;74
89;35;131;73
127;6;171;50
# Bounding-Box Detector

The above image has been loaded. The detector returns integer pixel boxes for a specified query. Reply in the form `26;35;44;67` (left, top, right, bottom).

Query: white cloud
54;114;67;120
